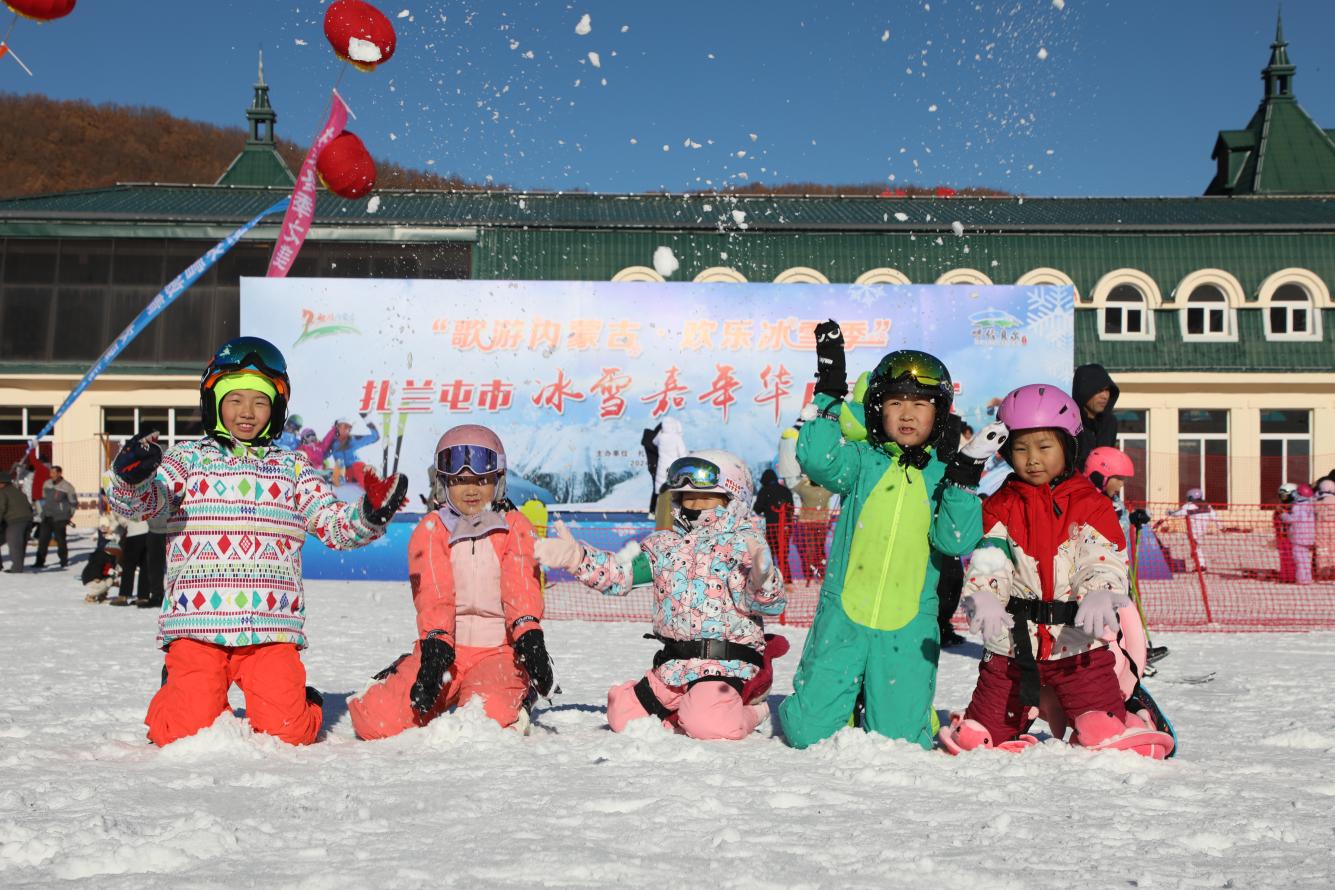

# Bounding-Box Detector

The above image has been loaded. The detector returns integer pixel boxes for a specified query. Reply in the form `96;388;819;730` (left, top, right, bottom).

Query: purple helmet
997;384;1082;437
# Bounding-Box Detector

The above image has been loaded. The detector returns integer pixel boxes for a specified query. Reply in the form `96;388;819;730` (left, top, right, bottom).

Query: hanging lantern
317;131;377;199
4;0;76;21
323;0;396;71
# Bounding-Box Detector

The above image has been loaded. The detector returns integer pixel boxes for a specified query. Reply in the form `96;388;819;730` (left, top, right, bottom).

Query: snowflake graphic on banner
1025;285;1076;380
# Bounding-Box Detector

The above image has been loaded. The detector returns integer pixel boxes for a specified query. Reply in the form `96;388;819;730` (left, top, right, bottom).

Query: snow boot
1070;710;1174;759
938;713;1038;755
1125;683;1178;758
1146;645;1170;665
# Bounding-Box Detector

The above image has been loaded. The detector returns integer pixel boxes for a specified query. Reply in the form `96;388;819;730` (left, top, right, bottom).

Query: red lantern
5;0;76;21
317;131;377;199
933;186;957;198
323;0;396;71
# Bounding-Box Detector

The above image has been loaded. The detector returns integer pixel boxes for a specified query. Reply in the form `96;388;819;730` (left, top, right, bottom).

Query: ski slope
2;532;1333;888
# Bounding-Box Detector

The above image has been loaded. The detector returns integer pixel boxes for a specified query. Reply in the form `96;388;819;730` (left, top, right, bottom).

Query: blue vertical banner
25;198;291;456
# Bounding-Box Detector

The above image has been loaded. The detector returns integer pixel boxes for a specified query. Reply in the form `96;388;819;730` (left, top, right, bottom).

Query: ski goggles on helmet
203;337;290;395
436;444;501;477
665;456;723;491
877;351;949;391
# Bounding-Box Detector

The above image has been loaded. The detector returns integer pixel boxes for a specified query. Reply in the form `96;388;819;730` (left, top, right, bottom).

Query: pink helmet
997;384;1083;437
1084;446;1135;479
1297;483;1315;499
434;424;507;475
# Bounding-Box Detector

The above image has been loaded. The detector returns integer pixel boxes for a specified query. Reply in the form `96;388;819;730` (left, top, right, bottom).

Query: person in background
1071;363;1120;468
110;516;150;607
1163;488;1215;572
82;543;122;603
140;510;169;609
651;418;688;528
320;417;381;484
0;471;33;573
753;468;795;585
1313;477;1335;581
22;451;51;542
641;422;661;518
792;473;832;584
33;465;77;570
1276;483;1315;585
275;414;304;450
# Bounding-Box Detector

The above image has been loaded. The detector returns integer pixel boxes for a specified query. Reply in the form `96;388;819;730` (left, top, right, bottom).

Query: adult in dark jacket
752;468;794;583
641;423;661;516
0;471;34;573
1072;363;1120;468
34;465;77;569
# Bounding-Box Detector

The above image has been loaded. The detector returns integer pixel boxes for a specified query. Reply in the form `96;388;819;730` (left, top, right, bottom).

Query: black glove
1129;509;1151;529
813;319;847;399
513;629;554;697
112;431;163;485
410;635;455;715
361;468;408;526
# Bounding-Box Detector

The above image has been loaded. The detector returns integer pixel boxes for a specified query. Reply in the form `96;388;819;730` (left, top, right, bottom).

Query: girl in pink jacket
537;450;786;740
349;425;552;737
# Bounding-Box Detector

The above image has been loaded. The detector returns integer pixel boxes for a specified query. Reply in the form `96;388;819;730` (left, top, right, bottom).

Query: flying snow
347;38;383;63
1037;47;1049;60
653;246;679;277
575;13;592;36
366;196;382;214
588;52;601;68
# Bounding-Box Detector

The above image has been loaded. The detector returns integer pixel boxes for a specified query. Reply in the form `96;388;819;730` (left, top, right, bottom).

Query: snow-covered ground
3;532;1334;888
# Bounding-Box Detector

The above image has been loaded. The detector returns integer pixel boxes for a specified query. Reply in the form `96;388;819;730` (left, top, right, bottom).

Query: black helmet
200;336;290;446
863;349;954;451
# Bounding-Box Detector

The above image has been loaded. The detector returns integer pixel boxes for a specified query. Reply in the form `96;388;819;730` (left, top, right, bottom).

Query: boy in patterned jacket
536;450;786;740
107;337;408;747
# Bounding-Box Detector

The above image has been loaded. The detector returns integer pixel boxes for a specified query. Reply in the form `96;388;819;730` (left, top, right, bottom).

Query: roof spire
258;47;265;86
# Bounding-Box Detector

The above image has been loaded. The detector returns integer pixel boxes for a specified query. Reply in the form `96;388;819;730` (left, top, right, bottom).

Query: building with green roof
1;26;1332;506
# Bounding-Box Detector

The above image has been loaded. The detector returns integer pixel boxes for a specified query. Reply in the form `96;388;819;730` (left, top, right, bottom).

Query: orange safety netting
539;500;1335;632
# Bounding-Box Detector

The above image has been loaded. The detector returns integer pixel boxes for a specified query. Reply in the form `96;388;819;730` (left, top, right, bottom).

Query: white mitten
533;520;584;571
961;421;1009;462
963;592;1014;641
745;537;776;592
1074;588;1131;637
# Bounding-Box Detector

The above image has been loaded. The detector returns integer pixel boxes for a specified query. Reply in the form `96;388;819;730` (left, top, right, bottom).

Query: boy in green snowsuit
779;322;1008;750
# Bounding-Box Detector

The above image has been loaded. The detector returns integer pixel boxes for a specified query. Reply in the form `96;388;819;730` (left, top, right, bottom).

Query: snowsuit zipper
871;468;910;630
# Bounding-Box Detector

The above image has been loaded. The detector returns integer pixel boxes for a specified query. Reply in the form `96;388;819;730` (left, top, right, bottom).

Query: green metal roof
1206;19;1335;196
1;184;1333;235
215;146;295;188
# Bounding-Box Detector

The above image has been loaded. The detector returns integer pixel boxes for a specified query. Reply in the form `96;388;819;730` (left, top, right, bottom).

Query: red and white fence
539;500;1335;632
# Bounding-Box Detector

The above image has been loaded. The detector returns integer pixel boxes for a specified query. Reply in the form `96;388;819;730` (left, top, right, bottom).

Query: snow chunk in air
575;13;592;35
348;37;383;63
653;246;679;278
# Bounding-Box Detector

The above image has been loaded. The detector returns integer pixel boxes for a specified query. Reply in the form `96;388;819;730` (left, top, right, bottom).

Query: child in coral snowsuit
537;450;786;740
349;424;553;737
778;335;997;751
940;384;1172;758
107;337;407;747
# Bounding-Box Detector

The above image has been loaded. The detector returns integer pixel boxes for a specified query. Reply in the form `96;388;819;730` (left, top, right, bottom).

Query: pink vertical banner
267;90;350;277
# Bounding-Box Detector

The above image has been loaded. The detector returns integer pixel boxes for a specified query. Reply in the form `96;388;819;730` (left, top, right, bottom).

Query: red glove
361;468;408;525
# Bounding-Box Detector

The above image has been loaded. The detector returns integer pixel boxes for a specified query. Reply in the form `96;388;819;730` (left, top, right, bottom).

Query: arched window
611;265;665;283
1103;284;1151;338
935;268;993;286
693;266;748;283
854;268;911;286
772;267;829;284
1267;284;1316;339
1015;267;1078;302
1182;284;1231;339
1091;269;1160;341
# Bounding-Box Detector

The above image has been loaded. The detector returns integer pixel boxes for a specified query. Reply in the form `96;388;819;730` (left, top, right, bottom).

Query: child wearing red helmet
940;384;1173;758
349;423;552;737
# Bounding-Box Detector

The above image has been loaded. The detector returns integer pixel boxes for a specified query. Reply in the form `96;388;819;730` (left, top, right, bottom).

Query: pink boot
938;713;1038;755
1071;710;1174;759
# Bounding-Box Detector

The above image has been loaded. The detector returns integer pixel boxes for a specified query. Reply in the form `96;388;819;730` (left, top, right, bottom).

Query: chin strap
897;446;932;470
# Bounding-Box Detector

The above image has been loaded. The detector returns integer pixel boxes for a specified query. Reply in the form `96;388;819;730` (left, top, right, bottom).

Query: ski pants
607;670;762;740
145;640;321;747
1292;544;1313;585
120;533;148;599
349;641;530;739
2;521;27;570
963;647;1126;744
779;592;940;751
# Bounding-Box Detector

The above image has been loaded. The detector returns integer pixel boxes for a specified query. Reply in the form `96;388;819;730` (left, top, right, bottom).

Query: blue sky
4;0;1333;195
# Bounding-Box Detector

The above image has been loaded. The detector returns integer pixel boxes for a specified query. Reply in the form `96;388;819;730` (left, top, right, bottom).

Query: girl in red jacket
349;424;553;737
939;384;1173;758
